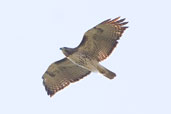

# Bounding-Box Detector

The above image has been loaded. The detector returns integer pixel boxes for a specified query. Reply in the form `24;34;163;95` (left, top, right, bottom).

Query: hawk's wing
76;17;128;61
42;58;91;97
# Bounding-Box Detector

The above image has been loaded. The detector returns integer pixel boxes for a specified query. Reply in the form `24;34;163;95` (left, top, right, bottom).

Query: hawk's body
67;51;98;71
43;17;128;97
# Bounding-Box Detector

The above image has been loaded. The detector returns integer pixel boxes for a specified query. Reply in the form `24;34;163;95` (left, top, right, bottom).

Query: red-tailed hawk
42;17;128;97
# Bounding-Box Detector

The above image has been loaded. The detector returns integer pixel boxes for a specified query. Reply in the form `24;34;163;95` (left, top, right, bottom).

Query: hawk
42;17;128;97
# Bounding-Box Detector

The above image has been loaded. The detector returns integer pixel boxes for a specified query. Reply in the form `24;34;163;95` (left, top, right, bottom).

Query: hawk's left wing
76;17;128;62
42;58;91;97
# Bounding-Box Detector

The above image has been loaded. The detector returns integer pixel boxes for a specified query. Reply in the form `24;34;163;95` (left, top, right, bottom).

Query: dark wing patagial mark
45;71;55;77
94;27;104;33
42;58;91;97
76;35;89;49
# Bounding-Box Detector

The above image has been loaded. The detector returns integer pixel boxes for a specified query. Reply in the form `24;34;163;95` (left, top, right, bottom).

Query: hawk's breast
67;52;97;72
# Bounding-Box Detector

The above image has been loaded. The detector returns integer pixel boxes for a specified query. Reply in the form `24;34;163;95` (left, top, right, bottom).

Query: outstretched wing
76;17;128;61
42;58;91;97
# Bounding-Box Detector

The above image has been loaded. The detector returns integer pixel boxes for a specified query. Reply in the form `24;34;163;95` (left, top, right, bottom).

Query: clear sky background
0;0;171;114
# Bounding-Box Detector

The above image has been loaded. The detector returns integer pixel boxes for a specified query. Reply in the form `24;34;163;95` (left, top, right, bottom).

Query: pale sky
0;0;171;114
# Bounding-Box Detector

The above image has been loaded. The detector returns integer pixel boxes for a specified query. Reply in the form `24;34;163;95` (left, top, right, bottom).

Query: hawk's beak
60;48;63;50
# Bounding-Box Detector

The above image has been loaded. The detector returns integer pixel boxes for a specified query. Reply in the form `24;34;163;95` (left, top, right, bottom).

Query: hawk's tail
96;64;116;79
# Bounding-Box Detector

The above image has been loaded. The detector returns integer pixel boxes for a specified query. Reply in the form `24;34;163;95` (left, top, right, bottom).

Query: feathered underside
42;58;91;97
42;17;128;97
76;17;128;61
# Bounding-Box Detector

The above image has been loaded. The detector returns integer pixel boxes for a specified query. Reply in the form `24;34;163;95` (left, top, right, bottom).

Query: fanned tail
96;64;116;79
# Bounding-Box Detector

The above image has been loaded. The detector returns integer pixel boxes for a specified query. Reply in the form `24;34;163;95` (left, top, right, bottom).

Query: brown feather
76;17;128;62
115;18;126;23
109;17;121;23
42;58;91;97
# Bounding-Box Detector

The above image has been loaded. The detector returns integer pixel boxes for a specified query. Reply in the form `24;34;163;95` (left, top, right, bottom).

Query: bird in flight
42;17;128;97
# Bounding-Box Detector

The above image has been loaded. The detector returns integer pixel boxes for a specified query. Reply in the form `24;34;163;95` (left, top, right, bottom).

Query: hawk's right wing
42;58;91;97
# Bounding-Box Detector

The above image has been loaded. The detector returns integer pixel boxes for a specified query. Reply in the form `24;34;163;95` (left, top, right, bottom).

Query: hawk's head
60;47;75;57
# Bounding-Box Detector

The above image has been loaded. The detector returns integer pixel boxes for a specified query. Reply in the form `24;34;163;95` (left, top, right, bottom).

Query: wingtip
47;89;56;97
100;17;128;25
110;16;121;23
115;16;121;20
119;22;129;25
115;18;126;23
50;94;54;97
